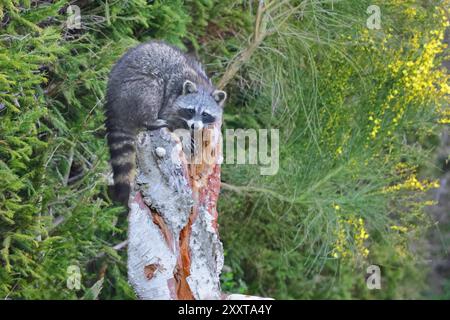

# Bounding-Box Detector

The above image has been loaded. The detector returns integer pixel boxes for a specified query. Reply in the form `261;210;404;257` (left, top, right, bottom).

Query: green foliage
0;0;448;299
0;0;251;299
218;0;448;299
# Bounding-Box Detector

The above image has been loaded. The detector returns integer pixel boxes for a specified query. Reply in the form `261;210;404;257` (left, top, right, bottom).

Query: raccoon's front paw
145;119;168;131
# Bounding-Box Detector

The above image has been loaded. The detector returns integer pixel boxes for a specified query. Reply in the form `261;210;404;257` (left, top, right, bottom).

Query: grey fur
105;40;226;205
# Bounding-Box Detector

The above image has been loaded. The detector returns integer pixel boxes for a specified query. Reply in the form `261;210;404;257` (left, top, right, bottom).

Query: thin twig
93;240;129;260
217;0;268;89
221;182;303;204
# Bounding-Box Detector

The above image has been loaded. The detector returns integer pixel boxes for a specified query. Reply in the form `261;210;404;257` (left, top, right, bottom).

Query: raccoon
105;41;227;206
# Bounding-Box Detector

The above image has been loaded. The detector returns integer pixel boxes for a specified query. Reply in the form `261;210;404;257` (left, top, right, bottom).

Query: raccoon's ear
212;90;227;106
183;80;198;95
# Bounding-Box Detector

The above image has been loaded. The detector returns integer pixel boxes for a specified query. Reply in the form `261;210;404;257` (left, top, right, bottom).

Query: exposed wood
127;125;224;300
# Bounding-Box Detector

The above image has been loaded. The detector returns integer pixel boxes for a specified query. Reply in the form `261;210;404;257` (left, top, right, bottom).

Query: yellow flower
404;7;417;18
384;173;440;193
332;214;370;261
391;225;408;233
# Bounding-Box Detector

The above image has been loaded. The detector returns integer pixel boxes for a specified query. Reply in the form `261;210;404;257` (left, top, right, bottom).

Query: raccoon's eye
201;112;215;124
179;108;195;119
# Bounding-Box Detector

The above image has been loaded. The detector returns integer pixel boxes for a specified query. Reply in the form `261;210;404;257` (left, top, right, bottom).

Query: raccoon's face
173;80;227;130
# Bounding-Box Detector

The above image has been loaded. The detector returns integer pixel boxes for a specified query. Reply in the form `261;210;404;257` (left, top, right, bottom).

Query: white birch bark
127;126;223;300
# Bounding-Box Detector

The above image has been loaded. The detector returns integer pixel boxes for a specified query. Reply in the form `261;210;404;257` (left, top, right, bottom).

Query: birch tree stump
127;124;225;300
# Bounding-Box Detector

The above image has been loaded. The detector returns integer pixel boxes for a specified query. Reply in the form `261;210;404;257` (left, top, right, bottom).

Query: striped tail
107;129;136;206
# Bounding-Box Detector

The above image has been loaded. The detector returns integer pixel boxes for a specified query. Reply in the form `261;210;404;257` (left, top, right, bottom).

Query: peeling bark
127;124;224;300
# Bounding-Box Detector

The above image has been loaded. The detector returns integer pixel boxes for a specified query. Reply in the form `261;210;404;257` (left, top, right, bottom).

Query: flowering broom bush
0;0;448;299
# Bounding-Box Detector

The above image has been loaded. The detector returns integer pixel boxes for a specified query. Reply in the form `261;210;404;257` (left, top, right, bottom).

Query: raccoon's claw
145;119;168;131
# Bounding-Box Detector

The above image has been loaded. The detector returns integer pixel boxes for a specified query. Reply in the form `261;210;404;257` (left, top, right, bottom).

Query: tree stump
127;124;224;300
